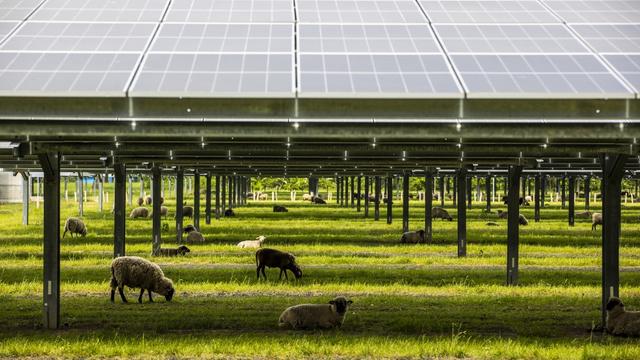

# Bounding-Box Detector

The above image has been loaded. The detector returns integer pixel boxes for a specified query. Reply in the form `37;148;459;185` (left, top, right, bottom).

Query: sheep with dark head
145;196;152;205
63;217;87;238
137;197;144;206
606;297;640;336
400;230;425;244
279;296;353;330
156;245;190;257
312;197;326;204
432;207;452;221
183;224;197;234
256;248;302;280
273;205;288;212
182;206;194;219
110;256;174;303
224;209;235;217
185;231;205;243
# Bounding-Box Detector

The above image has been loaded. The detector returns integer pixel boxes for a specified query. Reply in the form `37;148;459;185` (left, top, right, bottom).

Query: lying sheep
182;206;194;219
224;209;235;217
137;197;144;206
145;196;152;205
576;211;592;219
110;256;174;303
63;217;87;238
129;207;149;219
184;231;205;243
183;224;197;234
279;296;353;330
400;230;425;244
256;248;302;280
237;235;267;248
496;210;529;225
592;212;603;231
156;245;190;257
432;207;452;221
273;205;288;212
149;206;168;218
606;297;640;336
302;194;313;201
312;197;326;204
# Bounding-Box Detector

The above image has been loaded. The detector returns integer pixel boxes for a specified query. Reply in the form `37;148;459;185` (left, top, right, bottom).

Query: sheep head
607;297;624;313
156;278;175;301
80;226;88;237
329;296;353;314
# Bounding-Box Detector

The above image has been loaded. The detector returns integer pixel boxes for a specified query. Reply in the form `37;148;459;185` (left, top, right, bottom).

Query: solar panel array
0;0;637;99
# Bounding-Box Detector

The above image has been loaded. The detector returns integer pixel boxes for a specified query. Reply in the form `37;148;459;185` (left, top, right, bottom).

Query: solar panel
150;23;293;53
603;54;640;94
166;0;294;23
571;24;640;53
419;0;559;23
297;0;427;24
130;53;294;97
298;53;462;98
0;52;140;96
450;54;634;98
0;0;44;21
1;22;157;52
435;24;589;53
0;21;20;43
543;1;640;23
30;0;169;22
298;24;441;53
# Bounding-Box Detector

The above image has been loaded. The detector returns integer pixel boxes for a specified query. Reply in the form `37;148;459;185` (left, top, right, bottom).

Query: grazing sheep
519;214;529;226
183;224;197;234
400;230;425;244
312;197;326;204
110;256;174;303
256;248;302;280
137;197;144;206
273;205;288;212
606;297;640;336
145;196;152;205
185;231;205;243
224;209;235;217
302;194;313;201
63;217;87;238
592;212;603;231
182;206;194;219
278;296;353;330
156;245;190;257
129;207;149;219
576;211;592;219
486;221;499;226
525;195;533;203
149;206;168;218
237;235;267;248
432;207;452;221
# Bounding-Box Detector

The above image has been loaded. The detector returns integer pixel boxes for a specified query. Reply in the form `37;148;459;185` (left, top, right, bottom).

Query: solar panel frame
165;0;294;23
434;23;592;54
0;21;20;43
419;0;561;24
0;21;158;53
30;0;171;22
0;51;142;97
0;0;45;21
603;54;640;94
449;53;635;99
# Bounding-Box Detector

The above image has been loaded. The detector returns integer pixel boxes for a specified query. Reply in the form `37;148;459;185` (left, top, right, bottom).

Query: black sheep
255;248;302;280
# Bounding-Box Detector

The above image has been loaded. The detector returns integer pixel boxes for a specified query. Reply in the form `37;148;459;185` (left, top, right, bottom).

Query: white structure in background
0;171;21;203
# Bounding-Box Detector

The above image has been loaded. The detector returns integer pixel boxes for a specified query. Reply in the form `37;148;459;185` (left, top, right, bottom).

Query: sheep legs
118;287;127;303
257;265;267;280
279;269;289;280
138;289;153;303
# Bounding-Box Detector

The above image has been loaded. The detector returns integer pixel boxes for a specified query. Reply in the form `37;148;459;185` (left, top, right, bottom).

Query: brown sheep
400;230;425;244
592;212;603;231
606;297;640;336
432;207;452;221
129;207;149;219
156;245;190;257
63;217;87;238
256;248;302;280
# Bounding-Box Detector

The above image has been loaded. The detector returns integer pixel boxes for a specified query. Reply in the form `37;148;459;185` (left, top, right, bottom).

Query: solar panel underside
0;0;638;99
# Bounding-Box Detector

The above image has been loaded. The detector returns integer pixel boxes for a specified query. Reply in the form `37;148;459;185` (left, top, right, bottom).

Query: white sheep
592;212;603;231
129;207;149;219
278;296;353;330
237;235;267;248
606;297;640;336
110;256;174;303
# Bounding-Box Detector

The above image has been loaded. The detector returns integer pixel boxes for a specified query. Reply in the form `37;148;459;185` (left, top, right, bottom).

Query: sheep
496;210;529;225
109;256;174;303
63;217;87;238
606;297;640;336
183;224;197;234
182;206;194;219
156;245;191;257
575;211;592;219
278;296;353;330
129;207;149;219
312;197;326;204
501;196;528;206
524;195;533;203
273;205;288;212
497;210;508;219
256;248;302;280
400;230;425;244
145;196;152;205
224;209;235;217
302;194;313;201
432;207;452;221
592;212;603;231
149;206;168;218
259;193;268;200
185;230;205;243
237;235;267;248
137;197;144;206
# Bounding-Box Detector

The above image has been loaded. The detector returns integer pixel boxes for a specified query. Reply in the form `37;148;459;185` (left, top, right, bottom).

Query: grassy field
2;184;640;359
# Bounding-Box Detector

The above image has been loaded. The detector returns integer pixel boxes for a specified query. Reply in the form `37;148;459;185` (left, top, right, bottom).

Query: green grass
2;190;640;359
